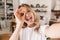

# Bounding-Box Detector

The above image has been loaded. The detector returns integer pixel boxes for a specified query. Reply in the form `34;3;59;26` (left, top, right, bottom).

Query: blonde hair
17;4;40;32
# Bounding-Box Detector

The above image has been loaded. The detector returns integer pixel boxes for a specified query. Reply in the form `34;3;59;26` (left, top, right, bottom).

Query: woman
9;4;49;40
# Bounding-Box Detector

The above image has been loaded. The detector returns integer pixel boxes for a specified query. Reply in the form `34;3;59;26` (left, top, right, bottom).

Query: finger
14;9;19;15
14;9;20;19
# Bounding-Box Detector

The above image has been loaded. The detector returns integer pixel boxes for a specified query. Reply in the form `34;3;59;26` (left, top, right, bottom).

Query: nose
26;14;29;17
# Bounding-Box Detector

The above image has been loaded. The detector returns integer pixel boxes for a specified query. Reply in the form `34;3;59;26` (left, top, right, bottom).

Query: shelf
52;10;60;12
0;2;2;5
32;8;47;12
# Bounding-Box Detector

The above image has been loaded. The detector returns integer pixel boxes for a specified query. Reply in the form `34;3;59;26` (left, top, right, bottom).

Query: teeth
25;16;32;21
27;16;32;19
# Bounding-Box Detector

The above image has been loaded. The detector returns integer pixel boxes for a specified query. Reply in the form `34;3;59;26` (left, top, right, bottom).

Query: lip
27;17;34;23
29;19;33;22
25;16;32;21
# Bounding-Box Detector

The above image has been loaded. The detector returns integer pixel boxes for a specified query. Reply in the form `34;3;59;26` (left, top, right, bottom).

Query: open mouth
25;16;33;22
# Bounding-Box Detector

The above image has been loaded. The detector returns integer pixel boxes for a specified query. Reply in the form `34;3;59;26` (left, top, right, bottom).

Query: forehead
19;6;27;10
27;11;34;14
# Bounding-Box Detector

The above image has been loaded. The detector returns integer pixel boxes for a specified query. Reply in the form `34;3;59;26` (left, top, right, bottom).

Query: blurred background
0;0;60;40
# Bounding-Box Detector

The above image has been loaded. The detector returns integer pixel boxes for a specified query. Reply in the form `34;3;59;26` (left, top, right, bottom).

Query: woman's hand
9;9;25;40
14;9;25;21
14;9;25;29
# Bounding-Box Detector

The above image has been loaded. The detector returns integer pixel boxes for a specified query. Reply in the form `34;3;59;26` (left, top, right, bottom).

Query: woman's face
18;6;34;26
25;11;34;25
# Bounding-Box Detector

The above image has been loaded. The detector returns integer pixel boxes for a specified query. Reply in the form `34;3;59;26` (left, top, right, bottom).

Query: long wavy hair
16;4;40;32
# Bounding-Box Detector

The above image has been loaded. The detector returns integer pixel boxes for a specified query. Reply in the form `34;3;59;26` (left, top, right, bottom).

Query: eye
20;13;24;16
27;10;30;12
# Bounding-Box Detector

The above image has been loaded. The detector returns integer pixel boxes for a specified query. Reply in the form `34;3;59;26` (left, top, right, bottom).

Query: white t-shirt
19;25;49;40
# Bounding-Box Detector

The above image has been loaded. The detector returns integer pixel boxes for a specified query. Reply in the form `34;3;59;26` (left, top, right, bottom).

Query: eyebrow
18;8;22;12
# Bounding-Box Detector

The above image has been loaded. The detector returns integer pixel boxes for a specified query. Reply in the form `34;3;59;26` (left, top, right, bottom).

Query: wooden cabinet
0;33;12;40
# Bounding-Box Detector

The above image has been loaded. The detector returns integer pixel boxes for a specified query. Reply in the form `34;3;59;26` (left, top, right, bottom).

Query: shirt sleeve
39;25;49;40
40;25;49;34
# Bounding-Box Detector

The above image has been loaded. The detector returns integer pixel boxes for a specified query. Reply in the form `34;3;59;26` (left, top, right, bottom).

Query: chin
28;22;34;24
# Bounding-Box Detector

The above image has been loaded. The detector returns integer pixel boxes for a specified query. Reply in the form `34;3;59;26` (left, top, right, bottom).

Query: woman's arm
9;8;25;40
9;19;23;40
9;27;21;40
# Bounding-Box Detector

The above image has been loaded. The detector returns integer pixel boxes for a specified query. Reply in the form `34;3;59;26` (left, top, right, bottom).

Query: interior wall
13;0;20;11
20;0;50;6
